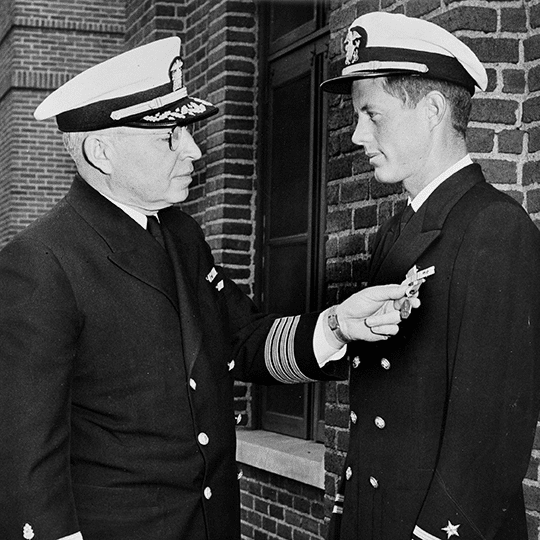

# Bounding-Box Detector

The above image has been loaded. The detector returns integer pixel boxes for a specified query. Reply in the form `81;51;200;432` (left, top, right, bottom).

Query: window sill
236;429;325;489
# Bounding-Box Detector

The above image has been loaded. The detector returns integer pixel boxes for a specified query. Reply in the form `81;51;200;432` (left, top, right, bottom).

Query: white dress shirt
409;155;473;211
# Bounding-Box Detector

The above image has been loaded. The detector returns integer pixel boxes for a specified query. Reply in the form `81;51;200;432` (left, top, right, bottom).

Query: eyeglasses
167;125;188;151
111;125;192;152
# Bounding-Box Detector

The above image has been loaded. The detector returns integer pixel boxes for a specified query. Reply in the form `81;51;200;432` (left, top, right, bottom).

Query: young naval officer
321;11;540;540
0;37;418;540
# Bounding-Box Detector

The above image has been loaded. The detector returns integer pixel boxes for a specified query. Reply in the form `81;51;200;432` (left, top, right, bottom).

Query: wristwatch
327;306;351;344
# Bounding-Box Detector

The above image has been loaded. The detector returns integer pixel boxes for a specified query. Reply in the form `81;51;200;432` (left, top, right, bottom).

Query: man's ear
82;133;114;175
424;91;447;131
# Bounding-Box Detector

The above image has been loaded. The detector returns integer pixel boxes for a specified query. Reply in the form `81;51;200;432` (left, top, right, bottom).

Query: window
256;0;329;442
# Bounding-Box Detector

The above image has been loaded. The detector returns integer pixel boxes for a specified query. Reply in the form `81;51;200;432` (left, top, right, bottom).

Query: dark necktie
375;203;415;267
398;204;415;235
146;215;166;250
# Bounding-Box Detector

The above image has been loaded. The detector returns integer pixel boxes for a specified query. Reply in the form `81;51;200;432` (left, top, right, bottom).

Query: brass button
198;432;209;445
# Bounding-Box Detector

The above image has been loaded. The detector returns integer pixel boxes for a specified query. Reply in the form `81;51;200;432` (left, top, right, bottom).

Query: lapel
65;175;180;312
159;207;203;376
370;164;485;284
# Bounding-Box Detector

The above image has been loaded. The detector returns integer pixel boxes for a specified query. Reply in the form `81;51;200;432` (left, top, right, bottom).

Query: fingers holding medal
396;265;435;320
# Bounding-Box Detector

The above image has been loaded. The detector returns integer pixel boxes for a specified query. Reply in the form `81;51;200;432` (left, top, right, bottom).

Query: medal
400;265;435;319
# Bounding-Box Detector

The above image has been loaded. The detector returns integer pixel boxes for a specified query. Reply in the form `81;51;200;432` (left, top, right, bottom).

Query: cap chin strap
110;87;188;121
343;61;428;76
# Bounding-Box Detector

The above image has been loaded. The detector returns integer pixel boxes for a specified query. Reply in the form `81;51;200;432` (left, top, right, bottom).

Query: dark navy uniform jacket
0;175;347;540
328;164;540;540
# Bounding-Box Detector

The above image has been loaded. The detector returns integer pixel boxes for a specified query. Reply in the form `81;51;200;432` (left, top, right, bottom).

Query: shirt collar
101;193;154;229
409;155;473;212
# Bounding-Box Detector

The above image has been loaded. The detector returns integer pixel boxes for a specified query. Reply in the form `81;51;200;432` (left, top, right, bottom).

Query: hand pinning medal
400;265;435;319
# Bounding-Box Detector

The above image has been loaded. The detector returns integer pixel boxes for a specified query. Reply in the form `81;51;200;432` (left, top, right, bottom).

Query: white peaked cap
321;12;487;95
34;37;218;131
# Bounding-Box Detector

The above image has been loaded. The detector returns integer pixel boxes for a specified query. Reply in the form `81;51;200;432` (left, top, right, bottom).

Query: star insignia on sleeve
441;521;460;538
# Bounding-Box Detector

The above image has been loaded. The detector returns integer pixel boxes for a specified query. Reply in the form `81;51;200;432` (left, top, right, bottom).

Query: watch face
328;310;340;331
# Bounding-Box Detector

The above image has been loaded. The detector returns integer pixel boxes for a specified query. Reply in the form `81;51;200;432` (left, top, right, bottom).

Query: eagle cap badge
344;25;368;66
169;56;184;92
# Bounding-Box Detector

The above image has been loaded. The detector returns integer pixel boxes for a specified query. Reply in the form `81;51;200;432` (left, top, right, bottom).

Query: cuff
313;308;347;367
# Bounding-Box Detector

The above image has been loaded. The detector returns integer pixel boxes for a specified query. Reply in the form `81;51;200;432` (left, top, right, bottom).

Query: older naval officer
321;11;540;540
0;37;417;540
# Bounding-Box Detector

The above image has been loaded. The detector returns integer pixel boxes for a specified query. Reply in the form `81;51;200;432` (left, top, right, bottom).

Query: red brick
472;99;518;125
463;37;519;64
353;204;377;229
503;69;526;94
405;0;439;18
478;159;517;184
525;34;540;62
527;513;539;540
327;209;353;233
501;8;527;32
326;260;353;283
352;154;374;175
527;189;540;214
328;154;354;181
529;65;540;93
338;233;367;258
433;7;497;33
342;178;369;203
529;126;540;153
524;481;540;512
498;130;525;155
524;96;540;124
467;128;495;153
524;161;540;187
527;453;540;481
532;3;540;28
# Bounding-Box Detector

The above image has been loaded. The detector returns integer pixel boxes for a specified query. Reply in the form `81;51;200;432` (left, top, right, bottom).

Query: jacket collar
370;163;484;284
65;175;180;312
66;175;206;375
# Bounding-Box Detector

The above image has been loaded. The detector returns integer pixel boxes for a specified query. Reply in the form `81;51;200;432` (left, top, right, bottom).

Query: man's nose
178;128;202;161
351;117;370;147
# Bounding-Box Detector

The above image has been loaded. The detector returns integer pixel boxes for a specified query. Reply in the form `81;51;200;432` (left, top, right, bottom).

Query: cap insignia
344;26;367;66
142;99;212;123
170;57;184;92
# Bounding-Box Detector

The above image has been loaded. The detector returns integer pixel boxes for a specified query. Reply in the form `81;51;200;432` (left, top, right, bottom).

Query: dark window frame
254;0;329;442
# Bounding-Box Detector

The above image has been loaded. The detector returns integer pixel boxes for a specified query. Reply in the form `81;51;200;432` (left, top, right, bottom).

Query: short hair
62;131;87;166
63;129;122;170
381;75;472;138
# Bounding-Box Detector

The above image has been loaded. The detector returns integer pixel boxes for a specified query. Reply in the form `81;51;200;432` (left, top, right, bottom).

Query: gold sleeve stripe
265;316;317;384
413;526;442;540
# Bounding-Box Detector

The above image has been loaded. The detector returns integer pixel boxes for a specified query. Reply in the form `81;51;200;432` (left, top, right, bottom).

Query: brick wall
0;0;126;246
324;0;540;537
240;464;327;540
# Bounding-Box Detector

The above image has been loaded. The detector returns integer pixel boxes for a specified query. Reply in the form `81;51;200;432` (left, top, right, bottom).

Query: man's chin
373;169;401;185
171;189;190;204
